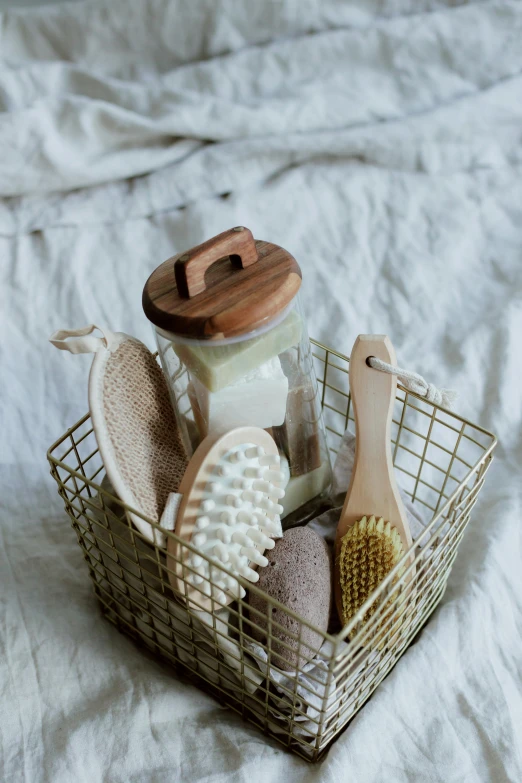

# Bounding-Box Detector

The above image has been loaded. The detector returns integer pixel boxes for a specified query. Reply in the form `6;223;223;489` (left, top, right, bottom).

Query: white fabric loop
159;492;183;532
49;324;118;354
367;357;457;410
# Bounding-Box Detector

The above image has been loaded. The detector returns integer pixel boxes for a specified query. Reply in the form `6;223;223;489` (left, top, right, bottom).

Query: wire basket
47;338;496;762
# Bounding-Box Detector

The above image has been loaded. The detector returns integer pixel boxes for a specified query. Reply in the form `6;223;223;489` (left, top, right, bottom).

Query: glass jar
143;226;331;527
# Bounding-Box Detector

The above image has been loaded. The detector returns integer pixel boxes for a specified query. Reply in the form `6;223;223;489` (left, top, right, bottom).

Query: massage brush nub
334;335;414;627
167;427;285;611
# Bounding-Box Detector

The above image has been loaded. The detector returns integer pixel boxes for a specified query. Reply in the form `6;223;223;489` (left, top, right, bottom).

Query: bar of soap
173;309;301;392
281;460;331;518
248;527;332;671
190;356;289;435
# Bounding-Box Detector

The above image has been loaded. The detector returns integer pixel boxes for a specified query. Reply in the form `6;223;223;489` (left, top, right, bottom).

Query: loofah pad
100;338;188;526
339;515;404;626
49;325;189;546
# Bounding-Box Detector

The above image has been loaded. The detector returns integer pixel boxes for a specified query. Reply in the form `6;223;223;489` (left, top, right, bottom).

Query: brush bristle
339;515;404;625
185;442;286;603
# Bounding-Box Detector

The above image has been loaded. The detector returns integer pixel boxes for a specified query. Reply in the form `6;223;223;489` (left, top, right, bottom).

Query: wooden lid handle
174;227;259;298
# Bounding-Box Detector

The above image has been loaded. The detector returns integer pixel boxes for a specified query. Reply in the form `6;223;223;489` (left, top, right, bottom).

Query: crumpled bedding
0;1;521;781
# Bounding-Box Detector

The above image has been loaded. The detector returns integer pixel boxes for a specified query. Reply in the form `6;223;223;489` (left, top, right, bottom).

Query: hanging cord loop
367;356;458;410
49;324;119;354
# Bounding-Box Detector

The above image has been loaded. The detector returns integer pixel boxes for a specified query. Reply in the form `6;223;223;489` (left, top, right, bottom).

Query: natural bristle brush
334;335;414;628
167;427;286;611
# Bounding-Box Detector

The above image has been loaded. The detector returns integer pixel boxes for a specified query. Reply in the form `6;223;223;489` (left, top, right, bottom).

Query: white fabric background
0;0;521;780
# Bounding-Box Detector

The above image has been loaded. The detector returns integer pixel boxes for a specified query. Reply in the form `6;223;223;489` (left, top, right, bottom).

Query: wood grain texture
142;227;302;340
174;227;258;298
334;335;414;623
166;426;280;612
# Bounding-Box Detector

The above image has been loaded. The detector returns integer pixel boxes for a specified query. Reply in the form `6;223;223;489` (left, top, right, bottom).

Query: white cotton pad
280;460;331;518
50;325;188;545
190;355;288;435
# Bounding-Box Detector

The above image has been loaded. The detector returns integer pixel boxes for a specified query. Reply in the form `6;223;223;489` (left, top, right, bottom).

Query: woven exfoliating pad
50;325;188;545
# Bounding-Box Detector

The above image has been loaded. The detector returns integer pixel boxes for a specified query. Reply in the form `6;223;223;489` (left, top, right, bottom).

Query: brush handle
334;336;413;616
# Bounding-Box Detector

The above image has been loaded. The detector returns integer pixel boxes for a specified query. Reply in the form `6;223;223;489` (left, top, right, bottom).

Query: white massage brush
167;427;286;612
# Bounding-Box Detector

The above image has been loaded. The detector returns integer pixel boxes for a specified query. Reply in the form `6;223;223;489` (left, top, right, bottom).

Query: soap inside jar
154;300;332;527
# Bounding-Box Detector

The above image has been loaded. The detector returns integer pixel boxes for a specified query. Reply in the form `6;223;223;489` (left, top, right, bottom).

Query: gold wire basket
47;339;496;762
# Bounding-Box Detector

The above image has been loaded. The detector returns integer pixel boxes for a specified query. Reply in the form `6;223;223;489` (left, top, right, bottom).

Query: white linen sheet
0;1;521;780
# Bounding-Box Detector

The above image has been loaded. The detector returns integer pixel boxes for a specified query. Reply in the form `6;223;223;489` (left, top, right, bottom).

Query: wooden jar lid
142;227;302;340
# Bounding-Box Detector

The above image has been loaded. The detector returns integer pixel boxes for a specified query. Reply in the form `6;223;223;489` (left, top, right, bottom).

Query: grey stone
248;527;332;671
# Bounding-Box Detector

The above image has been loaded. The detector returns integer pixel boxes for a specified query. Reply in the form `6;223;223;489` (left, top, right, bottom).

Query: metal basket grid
47;339;496;762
